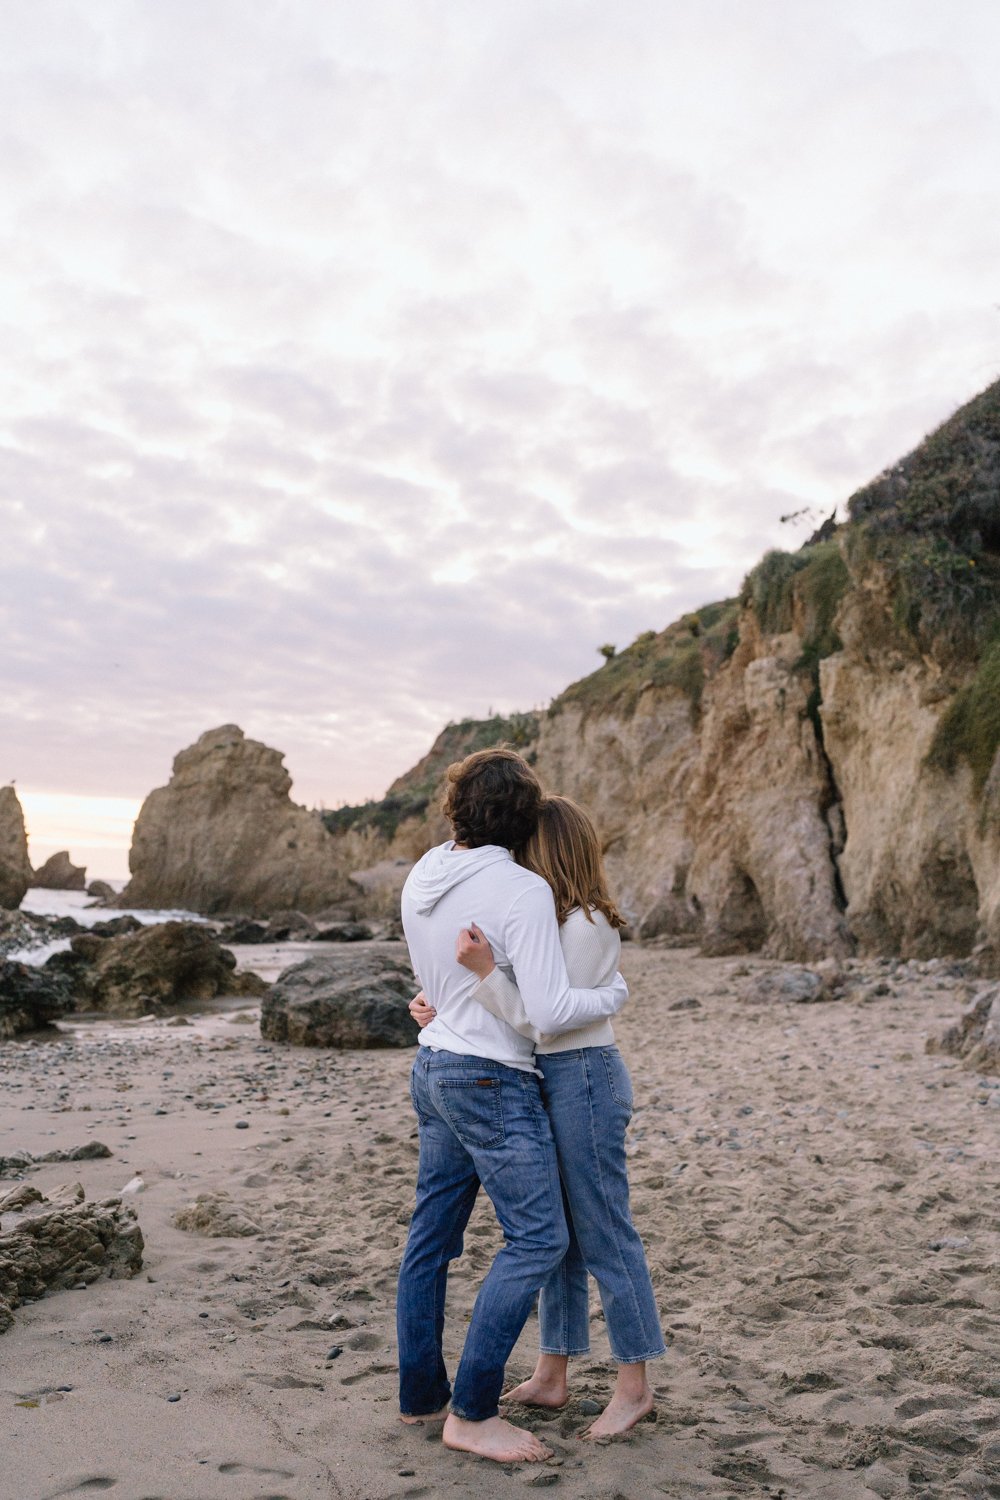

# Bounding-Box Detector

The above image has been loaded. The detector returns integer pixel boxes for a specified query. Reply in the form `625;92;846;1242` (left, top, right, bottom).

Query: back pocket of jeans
601;1048;634;1112
437;1077;505;1149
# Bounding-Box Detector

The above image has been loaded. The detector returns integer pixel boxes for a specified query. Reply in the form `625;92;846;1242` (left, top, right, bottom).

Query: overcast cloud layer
3;0;1000;842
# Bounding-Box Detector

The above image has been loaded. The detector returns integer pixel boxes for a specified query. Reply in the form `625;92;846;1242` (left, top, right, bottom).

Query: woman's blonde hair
517;795;626;929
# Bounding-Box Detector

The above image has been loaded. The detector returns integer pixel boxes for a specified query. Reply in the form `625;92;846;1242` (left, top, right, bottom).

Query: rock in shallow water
45;920;268;1018
0;959;75;1038
261;953;419;1048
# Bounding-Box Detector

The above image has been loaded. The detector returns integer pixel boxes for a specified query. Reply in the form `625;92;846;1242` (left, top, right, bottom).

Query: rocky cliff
0;788;32;910
121;725;356;916
31;851;86;890
126;380;1000;964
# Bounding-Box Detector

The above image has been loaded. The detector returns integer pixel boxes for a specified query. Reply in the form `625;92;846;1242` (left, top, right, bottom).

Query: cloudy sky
3;1;1000;877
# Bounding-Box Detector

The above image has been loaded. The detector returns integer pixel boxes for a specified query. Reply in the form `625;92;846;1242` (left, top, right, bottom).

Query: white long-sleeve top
401;842;628;1074
472;906;620;1053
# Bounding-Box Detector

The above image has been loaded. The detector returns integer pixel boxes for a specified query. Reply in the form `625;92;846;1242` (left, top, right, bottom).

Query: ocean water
13;888;209;966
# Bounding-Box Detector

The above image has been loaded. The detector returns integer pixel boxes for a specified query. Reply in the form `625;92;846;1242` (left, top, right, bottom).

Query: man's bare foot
579;1385;655;1439
501;1373;569;1409
400;1403;449;1425
443;1412;553;1462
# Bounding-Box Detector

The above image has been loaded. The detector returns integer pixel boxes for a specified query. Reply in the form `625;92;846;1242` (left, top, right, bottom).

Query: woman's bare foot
501;1373;569;1409
442;1412;553;1462
400;1403;449;1425
501;1353;570;1409
579;1383;655;1439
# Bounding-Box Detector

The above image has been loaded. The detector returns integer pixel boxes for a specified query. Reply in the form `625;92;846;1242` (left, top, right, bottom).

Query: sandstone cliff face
820;580;998;961
122;725;354;916
533;691;699;940
0;788;32;910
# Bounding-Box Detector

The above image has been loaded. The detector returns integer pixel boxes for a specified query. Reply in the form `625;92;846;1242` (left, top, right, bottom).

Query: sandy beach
2;943;999;1500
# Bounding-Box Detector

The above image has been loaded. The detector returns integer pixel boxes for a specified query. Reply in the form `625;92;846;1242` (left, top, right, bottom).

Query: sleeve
474;967;545;1044
503;884;628;1034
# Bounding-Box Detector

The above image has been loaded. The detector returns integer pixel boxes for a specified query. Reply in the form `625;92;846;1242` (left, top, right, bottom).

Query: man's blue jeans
537;1047;666;1363
396;1047;568;1422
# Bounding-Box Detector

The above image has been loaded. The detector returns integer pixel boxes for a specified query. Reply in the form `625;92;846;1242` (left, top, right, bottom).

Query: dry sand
1;945;999;1500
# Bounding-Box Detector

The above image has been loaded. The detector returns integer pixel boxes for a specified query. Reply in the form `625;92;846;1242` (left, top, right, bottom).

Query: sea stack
0;788;32;910
121;724;355;916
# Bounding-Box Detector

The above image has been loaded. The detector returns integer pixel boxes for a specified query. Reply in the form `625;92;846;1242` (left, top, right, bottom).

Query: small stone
167;1394;182;1402
397;1471;416;1478
235;1121;250;1129
326;1346;343;1360
668;996;701;1011
97;1335;113;1343
528;1475;559;1488
577;1398;602;1416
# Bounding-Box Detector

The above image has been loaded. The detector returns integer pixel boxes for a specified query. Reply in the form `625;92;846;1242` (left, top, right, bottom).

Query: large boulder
927;984;1000;1075
0;1192;143;1334
31;851;87;890
261;952;419;1048
55;920;267;1018
121;725;356;916
0;961;74;1040
0;788;32;909
86;879;117;901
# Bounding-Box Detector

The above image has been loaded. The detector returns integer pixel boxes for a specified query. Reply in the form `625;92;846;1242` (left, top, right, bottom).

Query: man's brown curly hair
441;748;543;850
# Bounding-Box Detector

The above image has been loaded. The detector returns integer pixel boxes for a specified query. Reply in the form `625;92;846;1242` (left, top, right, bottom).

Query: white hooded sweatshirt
401;841;628;1073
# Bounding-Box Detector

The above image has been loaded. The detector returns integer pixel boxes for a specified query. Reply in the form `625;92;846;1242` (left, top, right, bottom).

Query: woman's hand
409;991;436;1027
456;922;496;980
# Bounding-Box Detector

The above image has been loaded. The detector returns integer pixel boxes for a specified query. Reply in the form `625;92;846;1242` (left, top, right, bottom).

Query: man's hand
456;922;496;980
409;991;437;1027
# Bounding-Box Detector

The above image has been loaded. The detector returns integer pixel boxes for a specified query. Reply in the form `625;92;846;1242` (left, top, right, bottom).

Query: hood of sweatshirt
406;841;513;915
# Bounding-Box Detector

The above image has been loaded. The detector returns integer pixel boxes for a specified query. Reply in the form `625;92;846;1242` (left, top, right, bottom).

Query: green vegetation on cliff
741;539;850;674
928;638;1000;793
846;379;1000;660
550;599;740;720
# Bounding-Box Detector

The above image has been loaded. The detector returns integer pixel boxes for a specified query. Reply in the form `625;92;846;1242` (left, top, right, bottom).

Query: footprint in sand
217;1462;295;1477
45;1481;118;1498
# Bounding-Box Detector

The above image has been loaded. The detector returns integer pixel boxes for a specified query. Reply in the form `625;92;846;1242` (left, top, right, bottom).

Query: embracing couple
396;747;664;1464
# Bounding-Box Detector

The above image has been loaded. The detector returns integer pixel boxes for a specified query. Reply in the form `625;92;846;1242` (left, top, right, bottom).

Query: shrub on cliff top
551;599;740;720
846;378;1000;660
741;540;849;670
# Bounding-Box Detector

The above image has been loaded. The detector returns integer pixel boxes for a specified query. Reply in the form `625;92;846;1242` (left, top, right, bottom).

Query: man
396;748;628;1463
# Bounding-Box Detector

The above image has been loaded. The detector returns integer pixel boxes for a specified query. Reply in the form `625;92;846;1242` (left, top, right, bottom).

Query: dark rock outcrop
55;920;267;1018
261;952;419;1048
927;984;1000;1075
122;725;354;916
0;1193;143;1333
0;788;32;910
0;961;74;1039
86;880;117;901
31;851;86;890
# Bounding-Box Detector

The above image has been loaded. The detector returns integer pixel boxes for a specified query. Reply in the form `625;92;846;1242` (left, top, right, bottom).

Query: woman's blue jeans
537;1047;665;1364
397;1047;569;1422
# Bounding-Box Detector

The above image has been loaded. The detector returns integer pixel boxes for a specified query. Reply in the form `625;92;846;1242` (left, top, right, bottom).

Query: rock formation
86;879;117;901
125;381;1000;964
317;378;1000;966
927;984;1000;1075
0;960;75;1039
52;920;267;1018
0;1190;143;1333
261;952;419;1047
0;788;32;909
31;850;86;890
122;724;356;915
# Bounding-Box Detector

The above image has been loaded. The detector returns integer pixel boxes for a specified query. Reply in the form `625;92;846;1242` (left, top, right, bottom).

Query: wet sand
1;946;999;1500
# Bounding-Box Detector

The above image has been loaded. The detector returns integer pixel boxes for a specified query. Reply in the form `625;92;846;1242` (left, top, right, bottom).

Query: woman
409;795;665;1438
